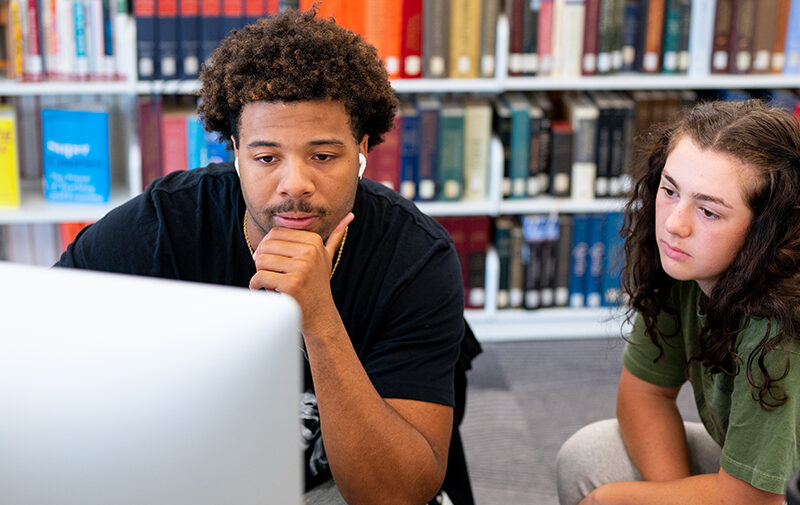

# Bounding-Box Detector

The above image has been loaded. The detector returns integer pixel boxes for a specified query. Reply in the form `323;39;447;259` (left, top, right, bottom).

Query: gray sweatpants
555;419;722;505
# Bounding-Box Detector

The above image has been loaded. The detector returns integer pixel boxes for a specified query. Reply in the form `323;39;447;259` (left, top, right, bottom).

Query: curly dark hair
623;99;800;410
197;8;398;151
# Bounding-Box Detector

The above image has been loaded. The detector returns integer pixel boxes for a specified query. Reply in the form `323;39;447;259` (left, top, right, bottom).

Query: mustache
266;200;328;216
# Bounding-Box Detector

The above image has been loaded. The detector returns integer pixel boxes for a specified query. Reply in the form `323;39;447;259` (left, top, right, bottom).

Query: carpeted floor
459;338;700;505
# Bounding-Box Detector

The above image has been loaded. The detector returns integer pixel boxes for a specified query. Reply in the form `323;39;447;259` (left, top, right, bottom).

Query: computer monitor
0;262;303;505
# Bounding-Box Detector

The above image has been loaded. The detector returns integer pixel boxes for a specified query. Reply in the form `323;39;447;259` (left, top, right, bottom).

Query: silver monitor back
0;262;302;505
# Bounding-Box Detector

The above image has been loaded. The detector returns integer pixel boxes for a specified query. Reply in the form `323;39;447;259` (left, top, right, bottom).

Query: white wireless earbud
358;153;367;178
234;157;240;176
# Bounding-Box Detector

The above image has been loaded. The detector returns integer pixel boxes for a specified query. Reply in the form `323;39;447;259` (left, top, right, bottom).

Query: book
462;97;492;201
563;93;598;200
22;0;43;81
751;0;778;73
729;0;756;73
367;115;401;191
521;0;540;74
554;214;573;307
200;0;222;65
602;211;625;306
584;213;605;307
538;0;554;75
244;0;265;26
437;99;465;201
548;120;573;197
29;222;60;265
160;104;190;175
466;216;490;308
507;0;525;75
620;0;641;71
58;221;92;252
137;95;162;190
641;0;665;72
157;0;179;79
610;0;626;70
449;0;481;78
553;0;586;77
687;0;716;76
494;216;513;309
186;113;206;169
772;0;791;72
521;214;546;309
422;0;449;77
784;0;800;73
134;0;157;79
568;214;589;307
479;0;500;77
416;94;440;201
364;0;402;79
609;91;635;196
4;223;33;263
221;0;243;42
41;106;111;203
400;0;422;78
74;0;90;80
528;92;553;198
505;93;532;199
493;95;512;198
582;0;601;75
398;98;419;200
587;91;612;198
0;105;20;208
540;214;560;307
8;0;23;80
179;0;201;78
661;0;682;73
711;0;732;73
675;0;691;73
509;219;524;308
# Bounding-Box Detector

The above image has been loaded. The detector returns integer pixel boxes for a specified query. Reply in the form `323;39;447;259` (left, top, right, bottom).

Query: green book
436;100;465;201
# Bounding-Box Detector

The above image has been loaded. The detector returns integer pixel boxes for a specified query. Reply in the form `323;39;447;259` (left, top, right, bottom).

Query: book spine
462;100;491;200
0;108;20;207
751;0;778;73
40;0;57;79
221;0;243;40
549;120;573;197
610;0;626;70
592;95;611;197
73;0;90;79
675;0;691;73
602;211;625;306
554;215;573;306
521;0;539;75
521;215;545;309
422;0;449;77
200;0;221;64
641;0;665;72
366;116;402;191
569;101;598;200
137;96;163;190
568;214;588;307
729;0;756;73
134;0;157;79
538;0;554;74
527;106;544;197
466;216;490;308
584;213;605;307
509;219;525;308
558;0;586;77
539;215;560;307
661;0;681;73
711;0;733;73
688;0;716;76
179;0;201;78
620;0;641;72
479;0;500;77
22;0;43;81
101;0;116;79
400;0;422;78
773;0;792;72
399;103;420;200
416;98;439;201
161;109;189;175
449;0;481;78
157;0;179;78
508;0;524;75
437;102;465;201
186;114;207;169
494;216;513;309
243;0;262;25
508;95;531;199
582;0;601;75
382;0;402;78
493;97;512;198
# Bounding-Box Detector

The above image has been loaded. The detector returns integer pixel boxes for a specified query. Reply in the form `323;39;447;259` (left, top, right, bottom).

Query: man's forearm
304;312;450;505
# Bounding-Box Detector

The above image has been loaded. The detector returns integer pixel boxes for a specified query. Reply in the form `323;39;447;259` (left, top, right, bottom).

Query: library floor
460;338;700;505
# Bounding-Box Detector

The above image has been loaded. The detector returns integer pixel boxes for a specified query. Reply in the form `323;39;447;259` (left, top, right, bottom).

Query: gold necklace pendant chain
243;212;347;279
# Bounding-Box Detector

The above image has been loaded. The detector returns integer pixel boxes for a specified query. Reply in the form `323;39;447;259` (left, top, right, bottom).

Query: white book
688;0;716;76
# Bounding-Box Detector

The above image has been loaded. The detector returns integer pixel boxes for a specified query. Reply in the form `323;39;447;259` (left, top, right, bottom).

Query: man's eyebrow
244;139;348;149
662;172;733;209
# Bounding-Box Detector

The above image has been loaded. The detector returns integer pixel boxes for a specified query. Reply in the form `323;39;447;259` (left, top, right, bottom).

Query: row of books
0;221;89;265
438;212;625;310
1;0;133;82
134;0;501;80
509;0;800;77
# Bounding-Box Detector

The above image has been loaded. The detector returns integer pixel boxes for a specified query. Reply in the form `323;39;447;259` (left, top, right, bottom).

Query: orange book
642;0;666;72
364;1;402;79
59;222;93;252
337;0;364;35
772;0;791;72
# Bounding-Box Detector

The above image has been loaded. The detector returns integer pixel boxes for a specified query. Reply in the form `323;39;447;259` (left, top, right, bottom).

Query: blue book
205;130;232;164
620;0;641;72
135;0;158;80
785;0;800;74
568;214;589;308
41;108;111;204
602;211;625;306
504;93;532;199
416;94;440;201
186;115;207;169
178;0;201;78
584;214;606;308
399;99;420;201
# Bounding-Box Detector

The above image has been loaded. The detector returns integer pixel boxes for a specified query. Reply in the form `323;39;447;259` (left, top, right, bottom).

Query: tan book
449;0;482;78
772;0;791;72
751;0;778;73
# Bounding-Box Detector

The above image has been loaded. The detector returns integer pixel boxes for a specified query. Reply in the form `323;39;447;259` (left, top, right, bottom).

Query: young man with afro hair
57;7;480;505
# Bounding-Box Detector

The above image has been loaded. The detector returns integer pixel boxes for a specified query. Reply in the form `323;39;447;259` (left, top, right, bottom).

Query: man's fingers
324;212;354;260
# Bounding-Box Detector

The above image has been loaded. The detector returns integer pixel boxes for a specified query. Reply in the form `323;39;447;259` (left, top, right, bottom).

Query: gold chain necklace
243;212;347;279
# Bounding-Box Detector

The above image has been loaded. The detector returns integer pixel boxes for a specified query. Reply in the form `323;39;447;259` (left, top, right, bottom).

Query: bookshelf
2;10;799;341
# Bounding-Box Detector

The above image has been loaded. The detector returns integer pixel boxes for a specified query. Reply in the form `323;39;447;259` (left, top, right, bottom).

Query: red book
400;0;422;78
265;0;278;13
59;222;92;252
23;0;43;81
365;116;401;191
137;96;163;190
161;108;189;176
466;216;489;309
582;0;601;75
538;0;554;75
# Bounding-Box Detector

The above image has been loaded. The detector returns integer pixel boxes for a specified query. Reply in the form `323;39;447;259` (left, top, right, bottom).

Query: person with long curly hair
57;8;481;504
556;99;800;505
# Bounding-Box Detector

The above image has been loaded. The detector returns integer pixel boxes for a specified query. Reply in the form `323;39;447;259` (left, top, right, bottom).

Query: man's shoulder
148;161;237;198
356;178;451;245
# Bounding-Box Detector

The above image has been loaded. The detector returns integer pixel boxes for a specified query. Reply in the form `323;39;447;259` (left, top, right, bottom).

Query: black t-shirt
57;161;466;489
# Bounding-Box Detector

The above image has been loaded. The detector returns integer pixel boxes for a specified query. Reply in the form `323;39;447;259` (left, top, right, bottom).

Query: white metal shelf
465;306;631;342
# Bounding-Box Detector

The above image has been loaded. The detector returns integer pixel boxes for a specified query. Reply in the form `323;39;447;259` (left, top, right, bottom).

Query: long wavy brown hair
623;99;800;410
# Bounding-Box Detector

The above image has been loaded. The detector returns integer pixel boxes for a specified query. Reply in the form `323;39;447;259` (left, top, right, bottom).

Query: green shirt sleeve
623;309;688;389
720;322;800;494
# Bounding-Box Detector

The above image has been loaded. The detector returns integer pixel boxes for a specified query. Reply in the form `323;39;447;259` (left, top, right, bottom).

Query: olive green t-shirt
623;281;800;494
